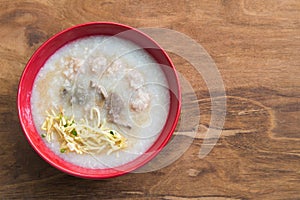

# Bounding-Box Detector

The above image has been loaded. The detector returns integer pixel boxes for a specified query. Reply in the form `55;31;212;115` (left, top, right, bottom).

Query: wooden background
0;0;299;199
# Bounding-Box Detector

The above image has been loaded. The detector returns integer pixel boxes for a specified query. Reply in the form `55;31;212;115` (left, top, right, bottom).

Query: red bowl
17;22;181;179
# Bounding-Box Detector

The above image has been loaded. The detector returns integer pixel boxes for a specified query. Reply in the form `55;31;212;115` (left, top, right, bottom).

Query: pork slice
106;93;131;129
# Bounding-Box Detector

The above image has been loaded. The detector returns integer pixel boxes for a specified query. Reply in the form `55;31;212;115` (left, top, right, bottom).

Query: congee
31;36;170;169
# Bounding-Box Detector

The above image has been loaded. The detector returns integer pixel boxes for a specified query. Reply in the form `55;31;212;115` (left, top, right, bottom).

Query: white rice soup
31;36;170;169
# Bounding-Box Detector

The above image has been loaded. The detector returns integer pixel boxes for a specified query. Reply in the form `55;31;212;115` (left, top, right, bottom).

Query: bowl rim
17;21;181;179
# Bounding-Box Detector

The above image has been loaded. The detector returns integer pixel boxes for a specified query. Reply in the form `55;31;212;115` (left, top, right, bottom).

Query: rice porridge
31;36;170;169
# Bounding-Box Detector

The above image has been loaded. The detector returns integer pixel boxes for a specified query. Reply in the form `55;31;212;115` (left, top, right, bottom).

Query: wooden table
1;0;299;199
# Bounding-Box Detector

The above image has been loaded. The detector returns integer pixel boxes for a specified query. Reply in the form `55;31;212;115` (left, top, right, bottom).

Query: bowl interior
18;22;181;179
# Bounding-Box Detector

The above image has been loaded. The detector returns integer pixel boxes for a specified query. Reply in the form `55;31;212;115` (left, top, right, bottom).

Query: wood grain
0;0;299;199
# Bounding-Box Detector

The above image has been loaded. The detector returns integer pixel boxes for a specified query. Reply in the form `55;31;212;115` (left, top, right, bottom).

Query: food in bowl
31;35;170;169
18;22;180;178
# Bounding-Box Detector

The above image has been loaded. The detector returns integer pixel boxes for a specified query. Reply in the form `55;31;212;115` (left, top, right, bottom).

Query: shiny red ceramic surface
18;22;181;179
